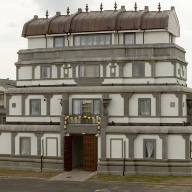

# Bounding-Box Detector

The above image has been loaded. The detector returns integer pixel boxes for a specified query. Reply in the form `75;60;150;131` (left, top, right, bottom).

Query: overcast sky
1;0;192;86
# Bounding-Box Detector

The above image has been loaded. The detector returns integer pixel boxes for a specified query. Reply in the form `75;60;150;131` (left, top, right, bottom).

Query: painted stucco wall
144;31;169;44
0;133;11;154
183;94;187;116
50;95;62;115
47;36;53;48
28;37;46;49
168;10;180;36
145;62;151;76
106;135;129;158
34;66;40;79
134;135;162;159
15;133;37;155
155;62;174;77
129;94;156;116
52;65;57;78
108;94;124;116
136;32;143;44
161;94;178;116
167;135;185;159
123;63;132;77
18;67;32;80
9;95;22;115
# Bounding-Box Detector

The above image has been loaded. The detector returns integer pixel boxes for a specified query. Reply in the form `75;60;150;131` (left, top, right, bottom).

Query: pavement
50;167;96;181
1;178;192;192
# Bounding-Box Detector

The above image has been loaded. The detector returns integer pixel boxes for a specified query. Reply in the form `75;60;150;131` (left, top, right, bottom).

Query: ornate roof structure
22;5;180;37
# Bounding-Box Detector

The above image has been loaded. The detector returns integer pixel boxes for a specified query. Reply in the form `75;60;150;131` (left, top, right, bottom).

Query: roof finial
100;2;103;11
114;1;117;11
46;10;49;19
67;7;70;15
85;4;89;12
158;2;161;11
134;2;137;11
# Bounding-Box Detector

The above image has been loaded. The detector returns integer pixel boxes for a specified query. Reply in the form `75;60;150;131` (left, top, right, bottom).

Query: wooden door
64;136;72;171
84;135;98;171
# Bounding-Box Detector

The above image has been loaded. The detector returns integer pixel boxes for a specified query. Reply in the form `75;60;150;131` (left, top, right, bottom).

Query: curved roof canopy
22;5;180;37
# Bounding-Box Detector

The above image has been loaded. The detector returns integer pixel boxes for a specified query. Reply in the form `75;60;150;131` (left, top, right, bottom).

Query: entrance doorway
64;135;97;172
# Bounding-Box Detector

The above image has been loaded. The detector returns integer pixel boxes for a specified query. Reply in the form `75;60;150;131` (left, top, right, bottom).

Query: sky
1;0;192;86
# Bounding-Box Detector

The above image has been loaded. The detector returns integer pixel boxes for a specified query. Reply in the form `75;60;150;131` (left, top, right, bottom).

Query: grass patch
88;174;192;184
0;169;60;179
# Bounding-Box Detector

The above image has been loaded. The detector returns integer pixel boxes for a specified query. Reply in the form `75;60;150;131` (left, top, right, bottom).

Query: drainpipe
41;139;44;172
143;30;145;44
123;141;126;176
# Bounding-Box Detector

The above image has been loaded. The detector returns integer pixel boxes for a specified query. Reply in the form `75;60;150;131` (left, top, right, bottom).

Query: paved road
0;178;192;192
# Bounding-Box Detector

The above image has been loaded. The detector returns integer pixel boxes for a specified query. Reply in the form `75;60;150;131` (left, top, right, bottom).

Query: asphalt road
0;178;192;192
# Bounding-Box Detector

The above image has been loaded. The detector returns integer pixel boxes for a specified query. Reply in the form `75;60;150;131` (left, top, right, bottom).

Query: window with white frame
125;33;135;44
30;99;41;115
74;34;111;46
79;65;99;77
42;66;51;78
20;137;31;155
133;63;144;77
54;37;64;47
144;139;156;158
139;98;151;116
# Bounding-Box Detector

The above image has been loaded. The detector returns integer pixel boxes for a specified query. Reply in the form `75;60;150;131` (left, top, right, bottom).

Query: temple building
1;3;192;175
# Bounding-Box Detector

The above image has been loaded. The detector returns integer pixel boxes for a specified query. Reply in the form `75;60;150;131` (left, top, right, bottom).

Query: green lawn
88;174;192;184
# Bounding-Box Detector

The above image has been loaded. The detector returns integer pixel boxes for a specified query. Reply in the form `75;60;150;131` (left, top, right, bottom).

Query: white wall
28;37;46;49
167;135;185;159
155;62;174;77
52;65;57;78
123;63;132;77
108;94;124;116
136;32;143;44
47;36;53;48
145;62;151;76
0;133;11;154
15;133;37;155
129;94;156;116
34;66;40;79
9;95;22;115
134;135;162;159
144;31;169;44
46;138;58;156
18;67;32;80
50;95;62;115
25;95;46;115
161;94;178;116
183;94;187;116
106;135;129;158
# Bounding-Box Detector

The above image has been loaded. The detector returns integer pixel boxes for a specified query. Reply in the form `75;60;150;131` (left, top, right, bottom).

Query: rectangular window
30;99;41;115
20;137;31;155
139;99;151;116
0;94;3;100
74;34;111;46
42;67;51;78
144;139;156;159
54;37;64;47
133;63;144;77
79;65;99;77
73;99;100;116
125;33;135;44
2;116;6;124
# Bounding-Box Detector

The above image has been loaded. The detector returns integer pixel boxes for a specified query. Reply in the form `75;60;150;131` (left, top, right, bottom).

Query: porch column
34;133;44;156
126;134;138;158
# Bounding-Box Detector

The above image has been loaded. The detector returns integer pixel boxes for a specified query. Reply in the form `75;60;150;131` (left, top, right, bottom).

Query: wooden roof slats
22;7;178;36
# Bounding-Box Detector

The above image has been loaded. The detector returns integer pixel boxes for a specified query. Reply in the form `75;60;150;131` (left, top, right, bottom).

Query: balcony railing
67;115;99;124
